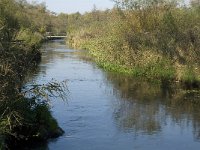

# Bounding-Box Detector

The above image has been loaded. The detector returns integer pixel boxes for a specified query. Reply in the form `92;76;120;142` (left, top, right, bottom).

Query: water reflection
27;40;200;149
104;73;200;139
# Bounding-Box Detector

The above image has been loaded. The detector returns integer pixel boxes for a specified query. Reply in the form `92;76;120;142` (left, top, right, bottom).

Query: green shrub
17;29;44;49
67;4;200;83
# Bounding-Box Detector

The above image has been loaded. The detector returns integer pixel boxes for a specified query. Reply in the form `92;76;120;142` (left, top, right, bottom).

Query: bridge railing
46;35;67;40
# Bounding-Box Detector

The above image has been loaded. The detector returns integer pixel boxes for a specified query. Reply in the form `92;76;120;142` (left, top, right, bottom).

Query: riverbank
66;2;200;87
0;40;65;149
0;0;67;148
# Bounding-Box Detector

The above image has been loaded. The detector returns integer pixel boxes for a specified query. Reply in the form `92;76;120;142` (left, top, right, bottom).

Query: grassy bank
0;43;65;148
0;0;65;148
67;1;200;86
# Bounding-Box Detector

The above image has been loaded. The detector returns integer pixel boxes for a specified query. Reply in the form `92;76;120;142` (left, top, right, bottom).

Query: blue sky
27;0;115;14
27;0;191;14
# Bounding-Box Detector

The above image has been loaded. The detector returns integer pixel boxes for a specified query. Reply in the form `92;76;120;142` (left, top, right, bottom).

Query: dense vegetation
67;0;200;86
0;0;67;148
0;0;200;148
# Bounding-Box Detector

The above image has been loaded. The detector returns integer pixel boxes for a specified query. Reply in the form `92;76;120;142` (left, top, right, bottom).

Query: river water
28;40;200;150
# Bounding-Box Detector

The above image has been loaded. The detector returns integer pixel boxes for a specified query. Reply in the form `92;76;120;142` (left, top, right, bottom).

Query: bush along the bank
67;0;200;86
0;43;65;148
0;0;66;148
16;28;44;49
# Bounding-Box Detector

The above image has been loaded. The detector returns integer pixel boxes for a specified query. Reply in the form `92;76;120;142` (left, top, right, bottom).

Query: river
27;40;200;150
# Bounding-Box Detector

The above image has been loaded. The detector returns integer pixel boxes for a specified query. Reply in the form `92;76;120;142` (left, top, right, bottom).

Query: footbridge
46;35;67;40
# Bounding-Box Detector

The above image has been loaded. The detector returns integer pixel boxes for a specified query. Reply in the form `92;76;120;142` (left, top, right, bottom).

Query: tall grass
0;0;66;148
67;3;200;85
0;35;68;148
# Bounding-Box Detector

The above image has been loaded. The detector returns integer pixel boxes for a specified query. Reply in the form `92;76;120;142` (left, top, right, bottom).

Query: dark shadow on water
14;141;49;150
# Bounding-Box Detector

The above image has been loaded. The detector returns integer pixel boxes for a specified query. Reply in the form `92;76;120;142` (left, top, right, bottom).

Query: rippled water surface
28;40;200;150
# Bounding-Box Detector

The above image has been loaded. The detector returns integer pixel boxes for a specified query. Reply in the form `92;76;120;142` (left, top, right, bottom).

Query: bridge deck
46;35;67;40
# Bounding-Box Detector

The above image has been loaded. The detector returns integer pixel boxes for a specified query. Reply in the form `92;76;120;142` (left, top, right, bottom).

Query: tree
0;0;19;50
112;0;181;10
191;0;200;7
